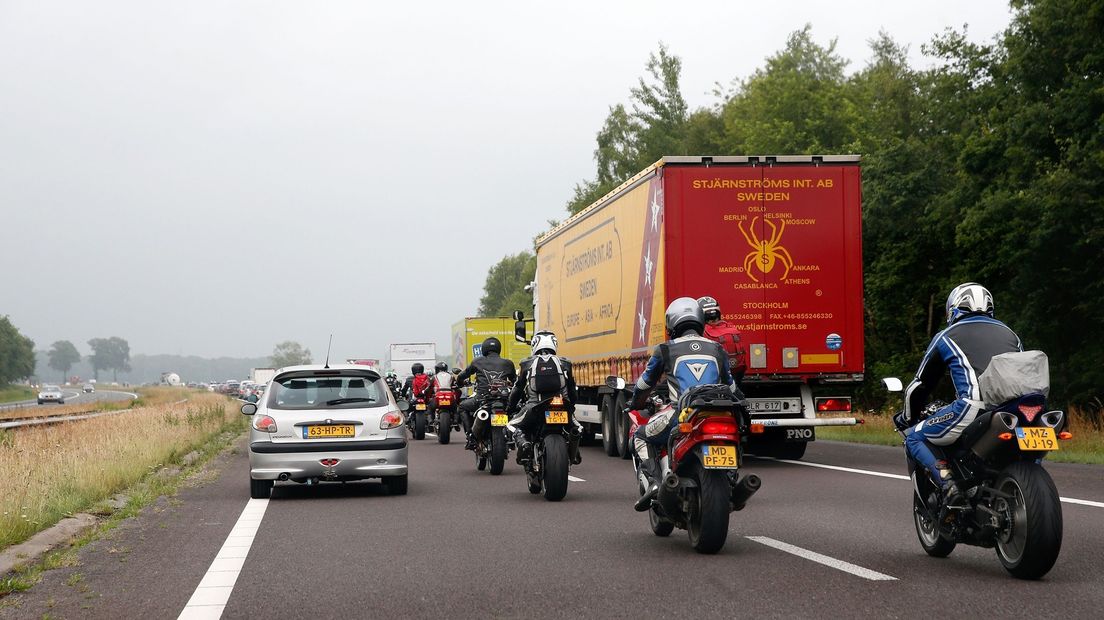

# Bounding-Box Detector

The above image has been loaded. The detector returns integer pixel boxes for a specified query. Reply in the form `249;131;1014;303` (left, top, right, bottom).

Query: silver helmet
946;282;994;325
665;297;705;337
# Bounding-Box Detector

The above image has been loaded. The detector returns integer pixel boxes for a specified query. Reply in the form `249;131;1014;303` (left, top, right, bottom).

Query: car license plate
304;424;355;439
702;444;738;469
1016;427;1059;451
491;413;509;426
545;411;568;424
415;403;427;411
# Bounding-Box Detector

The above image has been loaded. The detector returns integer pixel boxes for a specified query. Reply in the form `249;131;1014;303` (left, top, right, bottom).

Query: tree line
479;0;1103;410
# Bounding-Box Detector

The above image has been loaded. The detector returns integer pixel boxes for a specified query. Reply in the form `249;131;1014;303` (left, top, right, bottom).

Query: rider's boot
512;428;533;464
633;458;662;512
933;460;964;506
464;432;476;451
567;422;583;465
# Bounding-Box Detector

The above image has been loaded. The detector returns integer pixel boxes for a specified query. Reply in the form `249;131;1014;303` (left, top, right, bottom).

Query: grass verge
819;408;1104;465
0;387;205;421
0;386;34;405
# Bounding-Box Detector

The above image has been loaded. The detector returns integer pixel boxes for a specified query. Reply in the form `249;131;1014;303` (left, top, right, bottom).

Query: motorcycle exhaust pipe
730;474;761;512
471;409;490;436
656;472;682;517
971;412;1018;460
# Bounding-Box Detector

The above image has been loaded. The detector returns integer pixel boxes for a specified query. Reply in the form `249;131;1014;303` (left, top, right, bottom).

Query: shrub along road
2;438;1101;619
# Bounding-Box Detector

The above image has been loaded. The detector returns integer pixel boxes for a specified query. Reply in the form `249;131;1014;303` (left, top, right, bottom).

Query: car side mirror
241;403;257;415
882;377;904;393
395;399;409;411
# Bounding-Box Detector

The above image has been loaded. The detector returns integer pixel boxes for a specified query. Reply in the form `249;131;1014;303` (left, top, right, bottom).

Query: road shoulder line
178;498;270;619
747;536;897;581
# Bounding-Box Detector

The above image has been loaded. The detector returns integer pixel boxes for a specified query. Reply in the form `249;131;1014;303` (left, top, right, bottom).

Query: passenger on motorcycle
401;363;432;407
698;295;746;380
629;297;739;501
430;361;455;414
895;283;1023;502
456;337;517;450
506;331;582;465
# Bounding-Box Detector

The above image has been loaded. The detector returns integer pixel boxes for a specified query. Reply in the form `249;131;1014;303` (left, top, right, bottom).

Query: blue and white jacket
632;334;736;405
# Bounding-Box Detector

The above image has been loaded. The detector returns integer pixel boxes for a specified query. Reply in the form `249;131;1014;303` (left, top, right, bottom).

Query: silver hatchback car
243;365;409;498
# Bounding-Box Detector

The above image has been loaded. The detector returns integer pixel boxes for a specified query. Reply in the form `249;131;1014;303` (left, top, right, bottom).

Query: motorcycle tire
542;434;569;502
994;461;1063;580
687;460;731;554
602;395;619;457
913;492;955;558
414;412;426;440
490;428;507;476
437;411;451;444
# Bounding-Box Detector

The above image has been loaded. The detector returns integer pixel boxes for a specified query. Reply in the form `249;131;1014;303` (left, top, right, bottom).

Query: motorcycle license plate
701;444;738;469
415;403;427;411
438;397;451;406
491;413;509;427
304;425;355;439
545;411;568;424
1016;427;1059;451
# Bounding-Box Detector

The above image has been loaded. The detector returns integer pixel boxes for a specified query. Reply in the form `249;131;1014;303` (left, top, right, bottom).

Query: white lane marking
756;456;1104;509
568;475;586;482
747;536;897;581
178;498;270;619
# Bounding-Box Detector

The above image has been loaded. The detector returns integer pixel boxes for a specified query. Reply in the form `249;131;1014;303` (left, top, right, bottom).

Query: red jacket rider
698;296;746;378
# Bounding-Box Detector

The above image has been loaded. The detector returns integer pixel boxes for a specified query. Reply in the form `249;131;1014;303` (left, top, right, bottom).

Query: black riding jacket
456;353;517;398
507;355;578;413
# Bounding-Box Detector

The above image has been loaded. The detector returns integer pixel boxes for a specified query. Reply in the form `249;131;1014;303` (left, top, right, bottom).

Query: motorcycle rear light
701;419;737;435
380;411;404;430
1059;431;1073;440
998;432;1014;441
1018;404;1043;423
253;415;277;433
815;397;852;413
750;424;765;434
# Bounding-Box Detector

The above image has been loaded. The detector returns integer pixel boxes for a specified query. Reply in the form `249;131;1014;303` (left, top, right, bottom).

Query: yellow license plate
415;403;427;411
545;410;568;424
491;413;509;427
702;444;739;469
305;424;355;439
1016;427;1059;451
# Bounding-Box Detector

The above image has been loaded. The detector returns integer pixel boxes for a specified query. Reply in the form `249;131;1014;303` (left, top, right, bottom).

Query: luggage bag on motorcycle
979;350;1050;408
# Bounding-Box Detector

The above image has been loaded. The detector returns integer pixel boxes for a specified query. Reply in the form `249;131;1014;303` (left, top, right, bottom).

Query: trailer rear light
701;419;738;435
380;411;404;430
253;415;277;433
1058;431;1073;440
750;424;765;434
815;397;852;413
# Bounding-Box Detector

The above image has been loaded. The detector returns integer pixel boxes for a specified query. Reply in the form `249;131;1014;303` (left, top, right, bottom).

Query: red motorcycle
624;382;760;554
431;385;462;445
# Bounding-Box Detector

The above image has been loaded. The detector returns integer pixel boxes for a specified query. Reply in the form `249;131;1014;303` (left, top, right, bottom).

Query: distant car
242;365;409;499
38;385;65;405
82;383;95;393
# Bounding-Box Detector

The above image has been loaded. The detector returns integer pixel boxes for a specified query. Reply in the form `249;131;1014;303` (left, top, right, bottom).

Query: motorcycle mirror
240;403;257;415
605;376;626;391
395;399;409;410
882;377;904;392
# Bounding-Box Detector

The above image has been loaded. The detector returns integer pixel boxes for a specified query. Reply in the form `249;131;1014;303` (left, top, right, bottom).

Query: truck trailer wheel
602;395;620;457
615;393;631;460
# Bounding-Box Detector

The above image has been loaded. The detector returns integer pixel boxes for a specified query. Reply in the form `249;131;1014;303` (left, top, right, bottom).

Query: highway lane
2;438;1101;619
0;389;136;415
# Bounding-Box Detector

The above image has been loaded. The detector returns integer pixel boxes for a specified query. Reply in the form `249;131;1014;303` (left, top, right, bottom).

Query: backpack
528;354;566;395
412;373;432;398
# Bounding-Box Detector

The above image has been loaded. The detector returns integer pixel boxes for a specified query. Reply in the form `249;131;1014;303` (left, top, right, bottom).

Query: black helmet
482;337;502;356
434;361;448;373
697;296;721;323
411;362;424;374
665;297;705;337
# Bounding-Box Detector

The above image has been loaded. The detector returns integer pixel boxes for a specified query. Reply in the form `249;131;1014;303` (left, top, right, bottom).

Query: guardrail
0;397;184;431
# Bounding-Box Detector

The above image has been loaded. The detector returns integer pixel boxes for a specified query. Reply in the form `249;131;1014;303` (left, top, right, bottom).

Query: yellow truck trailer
451;317;531;371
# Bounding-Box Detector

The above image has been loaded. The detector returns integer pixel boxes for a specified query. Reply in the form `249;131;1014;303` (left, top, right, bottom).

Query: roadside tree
47;340;81;383
271;341;312;368
0;316;36;385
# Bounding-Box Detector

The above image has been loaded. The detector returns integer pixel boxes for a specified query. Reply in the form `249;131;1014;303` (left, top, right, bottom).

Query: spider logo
737;217;794;282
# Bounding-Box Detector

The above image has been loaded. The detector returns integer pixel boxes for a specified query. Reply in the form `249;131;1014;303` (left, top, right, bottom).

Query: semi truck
451;317;532;370
522;156;863;460
388;343;437;379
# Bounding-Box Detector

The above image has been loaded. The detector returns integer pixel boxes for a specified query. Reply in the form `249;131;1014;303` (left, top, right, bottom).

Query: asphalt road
2;437;1102;619
0;389;136;415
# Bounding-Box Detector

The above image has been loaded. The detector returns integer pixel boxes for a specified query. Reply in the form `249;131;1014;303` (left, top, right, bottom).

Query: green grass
0;385;33;404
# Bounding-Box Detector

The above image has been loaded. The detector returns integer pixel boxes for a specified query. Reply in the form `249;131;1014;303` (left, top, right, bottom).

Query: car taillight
253;415;277;433
815;397;852;413
1018;404;1043;423
700;418;737;435
380;411;404;430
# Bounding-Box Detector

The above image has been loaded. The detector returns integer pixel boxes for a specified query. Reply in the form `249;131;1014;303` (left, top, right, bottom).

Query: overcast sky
0;0;1013;362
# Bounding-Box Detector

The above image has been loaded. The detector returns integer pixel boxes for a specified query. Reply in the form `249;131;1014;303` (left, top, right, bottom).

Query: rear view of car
38;385;65;405
243;365;409;498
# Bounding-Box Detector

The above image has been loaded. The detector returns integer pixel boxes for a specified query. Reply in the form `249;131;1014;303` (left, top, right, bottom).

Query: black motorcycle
469;381;512;475
519;395;575;501
887;379;1068;579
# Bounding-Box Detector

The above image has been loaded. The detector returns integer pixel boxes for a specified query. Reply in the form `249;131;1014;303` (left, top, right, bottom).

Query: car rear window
267;375;388;409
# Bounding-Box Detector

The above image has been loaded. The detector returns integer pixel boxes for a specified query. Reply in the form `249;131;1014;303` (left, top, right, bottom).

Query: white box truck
388;343;437;379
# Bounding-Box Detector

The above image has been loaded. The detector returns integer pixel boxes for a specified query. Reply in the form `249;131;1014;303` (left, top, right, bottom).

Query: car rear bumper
248;439;408;480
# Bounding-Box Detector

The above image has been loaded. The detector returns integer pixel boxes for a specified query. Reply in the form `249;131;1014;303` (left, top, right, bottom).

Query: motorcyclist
384;370;402;399
506;331;581;465
629;297;740;509
895;283;1023;503
401;363;432;406
456;338;517;450
698;295;746;380
430;362;456;419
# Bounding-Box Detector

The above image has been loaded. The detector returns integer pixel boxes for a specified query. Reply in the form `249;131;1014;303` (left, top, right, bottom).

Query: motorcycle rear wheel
542;434;569;501
687;461;730;554
437;411;451;444
490;428;507;475
414;412;426;440
913;492;955;557
994;461;1063;580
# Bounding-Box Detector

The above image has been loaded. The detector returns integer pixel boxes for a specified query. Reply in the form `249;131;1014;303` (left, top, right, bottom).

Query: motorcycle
430;386;462;445
623;380;761;554
470;380;512;475
885;377;1068;579
519;394;575;501
407;396;429;440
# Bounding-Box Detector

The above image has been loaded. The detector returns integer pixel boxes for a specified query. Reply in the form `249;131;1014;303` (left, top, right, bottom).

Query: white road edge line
568;475;586;482
756;456;1104;508
178;498;270;620
747;536;897;581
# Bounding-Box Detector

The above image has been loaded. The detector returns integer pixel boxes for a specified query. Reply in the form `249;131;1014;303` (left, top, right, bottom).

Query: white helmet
530;331;558;356
946;282;994;325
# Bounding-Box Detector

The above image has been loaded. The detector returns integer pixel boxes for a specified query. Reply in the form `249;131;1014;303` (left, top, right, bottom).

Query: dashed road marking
178;498;269;619
568;475;586;482
747;536;897;581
